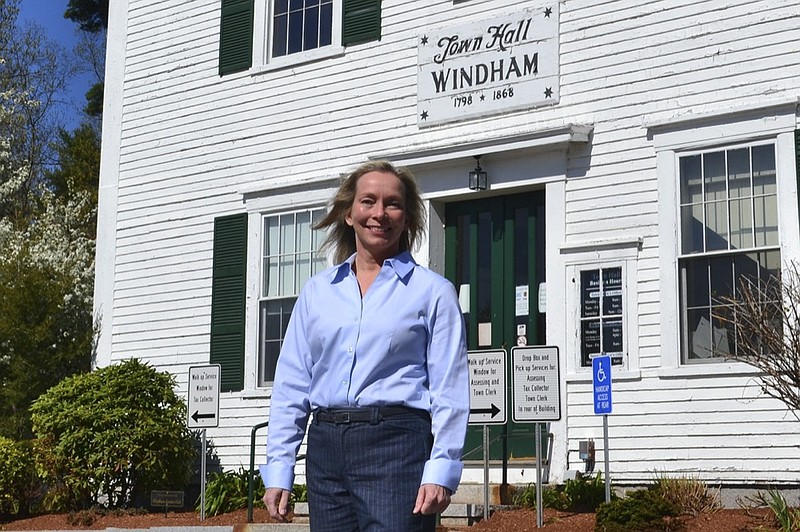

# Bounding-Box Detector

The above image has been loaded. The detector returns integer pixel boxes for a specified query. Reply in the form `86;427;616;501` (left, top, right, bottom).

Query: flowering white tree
0;82;95;439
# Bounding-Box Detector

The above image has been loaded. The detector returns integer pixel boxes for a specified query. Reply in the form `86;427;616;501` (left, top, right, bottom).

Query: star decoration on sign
480;93;486;101
420;110;429;120
544;87;553;98
544;7;552;17
421;35;428;45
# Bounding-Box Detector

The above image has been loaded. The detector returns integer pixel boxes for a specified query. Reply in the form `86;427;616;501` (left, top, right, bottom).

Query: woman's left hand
413;483;452;515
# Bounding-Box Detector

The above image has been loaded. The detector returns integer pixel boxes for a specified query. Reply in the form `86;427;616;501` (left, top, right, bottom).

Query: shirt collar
329;251;417;283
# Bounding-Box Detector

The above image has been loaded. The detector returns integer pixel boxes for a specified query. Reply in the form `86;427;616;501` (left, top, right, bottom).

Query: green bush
0;437;38;516
30;359;195;510
595;488;682;531
511;473;608;513
565;472;610;512
199;467;265;517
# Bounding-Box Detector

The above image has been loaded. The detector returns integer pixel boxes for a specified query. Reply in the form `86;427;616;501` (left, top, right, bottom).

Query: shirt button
347;347;354;353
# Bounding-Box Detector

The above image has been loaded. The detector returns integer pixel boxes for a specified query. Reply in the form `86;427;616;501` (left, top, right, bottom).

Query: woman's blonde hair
315;160;426;264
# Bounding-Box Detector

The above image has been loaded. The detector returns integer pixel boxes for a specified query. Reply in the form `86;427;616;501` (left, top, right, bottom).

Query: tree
30;359;195;510
715;266;800;415
65;0;109;33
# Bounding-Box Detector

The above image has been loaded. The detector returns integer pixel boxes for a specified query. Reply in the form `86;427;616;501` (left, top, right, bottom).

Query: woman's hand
413;483;452;515
263;487;291;522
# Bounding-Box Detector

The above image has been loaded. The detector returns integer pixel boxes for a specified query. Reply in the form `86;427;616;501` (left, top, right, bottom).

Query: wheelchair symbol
596;365;607;383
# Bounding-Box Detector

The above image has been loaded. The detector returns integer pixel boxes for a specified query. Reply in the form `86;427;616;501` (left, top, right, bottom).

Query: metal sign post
511;346;561;529
187;365;221;521
592;355;613;503
467;350;507;521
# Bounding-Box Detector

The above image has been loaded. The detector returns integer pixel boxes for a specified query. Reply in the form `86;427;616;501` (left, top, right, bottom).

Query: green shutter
219;0;254;75
342;0;382;46
210;213;247;391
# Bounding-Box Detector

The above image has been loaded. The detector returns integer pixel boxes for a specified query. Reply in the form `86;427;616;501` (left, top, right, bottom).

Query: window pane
728;198;753;249
289;0;303;10
686;308;712;360
752;144;776;195
727;148;750;199
303;6;319;50
288;9;303;54
581;320;601;366
581;270;600;318
279;253;293;294
753;194;778;247
679;155;702;204
272;14;288;57
710;311;733;357
709;255;734;300
296;211;311;252
602;318;623;353
266;257;279;297
681;258;709;308
320;2;332;46
704;201;728;251
275;0;289;14
265;216;280;255
703;151;726;202
602;267;622;316
281;214;295;253
680;204;704;254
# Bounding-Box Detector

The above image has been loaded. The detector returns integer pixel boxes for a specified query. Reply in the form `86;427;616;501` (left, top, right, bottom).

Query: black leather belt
314;406;428;424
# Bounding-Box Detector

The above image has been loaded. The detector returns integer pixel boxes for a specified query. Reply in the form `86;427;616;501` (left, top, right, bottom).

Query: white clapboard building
96;0;800;493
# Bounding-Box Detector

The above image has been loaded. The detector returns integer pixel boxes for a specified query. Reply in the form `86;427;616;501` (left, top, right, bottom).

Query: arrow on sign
470;403;501;418
191;411;216;423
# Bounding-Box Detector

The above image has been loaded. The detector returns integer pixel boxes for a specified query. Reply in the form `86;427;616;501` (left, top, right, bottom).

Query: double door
445;191;546;460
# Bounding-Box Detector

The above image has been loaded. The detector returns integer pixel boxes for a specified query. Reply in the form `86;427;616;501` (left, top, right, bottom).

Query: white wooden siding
97;0;800;483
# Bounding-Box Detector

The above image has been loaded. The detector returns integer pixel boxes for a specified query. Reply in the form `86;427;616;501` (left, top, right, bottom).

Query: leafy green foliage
595;488;682;531
198;468;265;517
30;360;195;510
0;437;37;516
764;490;800;532
511;473;608;513
291;484;308;504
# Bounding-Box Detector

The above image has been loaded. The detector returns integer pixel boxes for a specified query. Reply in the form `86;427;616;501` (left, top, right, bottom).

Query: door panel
445;191;547;461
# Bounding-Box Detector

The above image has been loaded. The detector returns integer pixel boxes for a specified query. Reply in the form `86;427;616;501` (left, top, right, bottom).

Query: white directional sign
512;346;561;422
187;365;221;429
467;350;506;425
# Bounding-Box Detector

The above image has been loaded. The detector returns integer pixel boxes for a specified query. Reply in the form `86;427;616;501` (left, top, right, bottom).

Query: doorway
445;191;547;461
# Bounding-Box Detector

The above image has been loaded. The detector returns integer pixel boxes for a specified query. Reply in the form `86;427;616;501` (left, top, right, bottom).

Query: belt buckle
335;412;350;424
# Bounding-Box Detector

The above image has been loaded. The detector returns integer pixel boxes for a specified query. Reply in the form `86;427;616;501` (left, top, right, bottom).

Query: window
258;208;326;386
271;0;333;58
579;266;624;367
220;0;382;74
678;143;781;363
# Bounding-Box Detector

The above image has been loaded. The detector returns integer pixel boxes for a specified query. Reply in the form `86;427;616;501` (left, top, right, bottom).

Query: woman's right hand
263;487;292;522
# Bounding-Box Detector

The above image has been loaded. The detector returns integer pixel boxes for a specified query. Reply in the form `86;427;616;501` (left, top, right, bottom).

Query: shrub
653;474;720;517
30;359;195;510
565;472;609;512
199;467;265;517
595;488;682;531
511;473;608;513
0;437;38;516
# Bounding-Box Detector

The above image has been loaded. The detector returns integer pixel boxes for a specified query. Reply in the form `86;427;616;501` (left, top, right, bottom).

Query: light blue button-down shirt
261;251;469;493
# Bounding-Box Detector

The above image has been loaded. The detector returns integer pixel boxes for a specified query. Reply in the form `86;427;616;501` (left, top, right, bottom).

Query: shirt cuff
259;463;295;492
420;458;464;493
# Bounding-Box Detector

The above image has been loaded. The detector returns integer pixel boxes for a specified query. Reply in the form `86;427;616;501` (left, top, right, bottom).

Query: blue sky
18;0;96;131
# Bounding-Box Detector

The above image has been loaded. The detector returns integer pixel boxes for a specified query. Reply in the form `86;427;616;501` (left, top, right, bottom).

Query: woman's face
345;171;409;262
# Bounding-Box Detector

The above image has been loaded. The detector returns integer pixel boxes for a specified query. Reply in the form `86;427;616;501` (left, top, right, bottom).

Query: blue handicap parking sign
592;355;612;415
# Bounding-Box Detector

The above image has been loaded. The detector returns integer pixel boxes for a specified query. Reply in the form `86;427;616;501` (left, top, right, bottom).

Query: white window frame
253;0;344;72
240;180;337;394
562;238;641;381
649;100;800;377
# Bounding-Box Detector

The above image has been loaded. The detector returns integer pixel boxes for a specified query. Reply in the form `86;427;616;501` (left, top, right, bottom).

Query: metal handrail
247;420;270;523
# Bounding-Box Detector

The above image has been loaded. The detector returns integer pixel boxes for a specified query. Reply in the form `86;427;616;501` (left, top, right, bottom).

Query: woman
261;161;469;531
